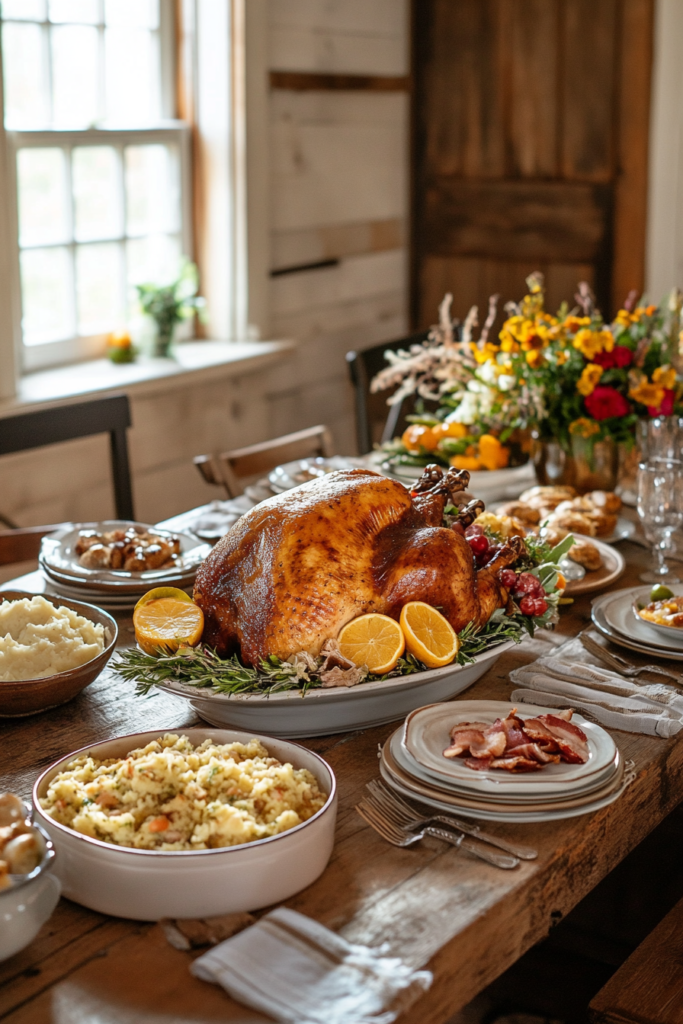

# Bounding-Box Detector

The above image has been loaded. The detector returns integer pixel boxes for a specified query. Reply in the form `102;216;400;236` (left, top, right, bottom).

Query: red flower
648;389;675;417
584;386;631;420
593;346;633;370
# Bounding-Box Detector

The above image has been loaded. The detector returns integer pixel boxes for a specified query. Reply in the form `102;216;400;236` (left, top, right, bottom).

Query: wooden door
411;0;654;326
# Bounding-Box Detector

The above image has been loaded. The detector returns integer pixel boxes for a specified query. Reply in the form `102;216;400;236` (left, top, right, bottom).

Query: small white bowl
33;727;337;921
0;822;61;963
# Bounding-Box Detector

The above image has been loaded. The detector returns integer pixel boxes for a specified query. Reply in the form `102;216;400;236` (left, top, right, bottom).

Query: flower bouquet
372;295;541;474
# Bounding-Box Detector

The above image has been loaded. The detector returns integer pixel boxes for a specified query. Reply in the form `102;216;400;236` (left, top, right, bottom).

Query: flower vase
532;435;619;493
153;324;175;358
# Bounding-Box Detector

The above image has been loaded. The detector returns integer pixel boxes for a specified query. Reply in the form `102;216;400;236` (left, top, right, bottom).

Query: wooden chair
589;895;683;1024
194;425;334;498
0;393;135;568
346;330;431;454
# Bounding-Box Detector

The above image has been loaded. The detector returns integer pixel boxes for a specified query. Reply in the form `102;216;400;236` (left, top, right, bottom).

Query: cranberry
468;534;489;557
513;572;543;597
532;598;548;616
465;524;485;538
499;569;517;589
518;595;537;616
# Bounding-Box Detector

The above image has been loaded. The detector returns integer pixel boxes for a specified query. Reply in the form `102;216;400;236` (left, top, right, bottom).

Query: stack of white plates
39;521;211;611
380;700;627;823
592;586;683;662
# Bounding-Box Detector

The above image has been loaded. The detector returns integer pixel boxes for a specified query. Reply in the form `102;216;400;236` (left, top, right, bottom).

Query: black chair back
0;393;135;520
346;331;432;454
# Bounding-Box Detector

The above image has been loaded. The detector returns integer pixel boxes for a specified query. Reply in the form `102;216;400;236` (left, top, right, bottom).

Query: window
0;0;191;370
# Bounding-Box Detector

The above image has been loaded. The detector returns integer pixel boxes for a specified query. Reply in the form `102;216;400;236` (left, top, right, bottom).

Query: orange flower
653;365;676;390
525;349;544;368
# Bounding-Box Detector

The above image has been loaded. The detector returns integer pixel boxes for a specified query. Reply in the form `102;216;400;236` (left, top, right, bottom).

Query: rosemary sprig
115;615;525;700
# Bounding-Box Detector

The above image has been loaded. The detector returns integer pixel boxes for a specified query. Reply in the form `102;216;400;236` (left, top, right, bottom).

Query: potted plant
136;259;206;358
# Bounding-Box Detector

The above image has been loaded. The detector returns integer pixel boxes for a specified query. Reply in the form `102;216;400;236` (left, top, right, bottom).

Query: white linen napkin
510;634;683;737
190;907;432;1024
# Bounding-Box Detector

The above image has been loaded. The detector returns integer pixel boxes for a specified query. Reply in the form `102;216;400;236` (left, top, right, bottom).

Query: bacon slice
506;742;560;764
523;713;589;764
443;719;508;759
463;755;542;772
443;728;487;759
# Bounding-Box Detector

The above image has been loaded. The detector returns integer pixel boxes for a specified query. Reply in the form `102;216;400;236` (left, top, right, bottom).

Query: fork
580;631;683;685
356;798;519;869
366;780;537;860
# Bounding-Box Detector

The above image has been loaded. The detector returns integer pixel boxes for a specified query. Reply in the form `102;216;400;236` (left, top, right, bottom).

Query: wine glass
637;459;683;583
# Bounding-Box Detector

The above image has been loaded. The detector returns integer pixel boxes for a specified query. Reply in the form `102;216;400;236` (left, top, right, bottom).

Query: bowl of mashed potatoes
0;592;117;717
33;727;337;920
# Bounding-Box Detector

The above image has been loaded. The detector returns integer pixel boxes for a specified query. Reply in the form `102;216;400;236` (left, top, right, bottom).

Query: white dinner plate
564;538;625;597
601;517;636;544
401;701;616;793
268;457;365;493
40;522;211;587
390;730;619;804
591;589;683;662
601;588;683;652
378;759;629;823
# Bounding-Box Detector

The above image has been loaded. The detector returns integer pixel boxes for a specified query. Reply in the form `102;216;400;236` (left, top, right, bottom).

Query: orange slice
133;587;204;655
337;614;405;674
399;602;458;669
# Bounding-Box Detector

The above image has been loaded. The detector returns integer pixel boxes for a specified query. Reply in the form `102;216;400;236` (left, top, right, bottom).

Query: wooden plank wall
267;0;410;454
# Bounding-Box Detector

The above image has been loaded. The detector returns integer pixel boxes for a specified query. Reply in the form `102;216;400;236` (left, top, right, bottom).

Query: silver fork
580;631;683;685
356;798;519;869
366;780;537;861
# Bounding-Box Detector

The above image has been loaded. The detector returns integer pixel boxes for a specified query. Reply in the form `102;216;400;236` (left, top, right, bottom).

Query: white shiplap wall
267;0;410;454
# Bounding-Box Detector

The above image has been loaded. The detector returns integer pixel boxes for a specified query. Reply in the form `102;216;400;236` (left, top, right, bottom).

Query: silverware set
356;779;538;870
580;630;683;686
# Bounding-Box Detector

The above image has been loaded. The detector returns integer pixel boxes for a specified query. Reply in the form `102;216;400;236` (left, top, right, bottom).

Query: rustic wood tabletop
2;539;682;1024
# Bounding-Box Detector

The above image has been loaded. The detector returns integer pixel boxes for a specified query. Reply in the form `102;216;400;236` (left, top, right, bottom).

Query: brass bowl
0;591;118;717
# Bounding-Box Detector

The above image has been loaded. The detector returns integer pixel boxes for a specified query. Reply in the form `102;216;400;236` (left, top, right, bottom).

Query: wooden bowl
0;591;118;717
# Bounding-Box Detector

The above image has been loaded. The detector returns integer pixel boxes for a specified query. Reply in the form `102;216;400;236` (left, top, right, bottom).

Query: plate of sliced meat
402;700;617;795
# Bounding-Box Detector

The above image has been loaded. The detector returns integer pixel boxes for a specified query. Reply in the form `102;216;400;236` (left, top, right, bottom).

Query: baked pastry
518;485;576;511
497;501;541;525
551;501;616;537
545;510;597;537
586;490;622;514
567;539;603;571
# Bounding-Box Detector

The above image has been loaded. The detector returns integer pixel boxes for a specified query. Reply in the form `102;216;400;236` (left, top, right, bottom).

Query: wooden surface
411;0;655;325
590;895;683;1024
2;541;683;1023
270;72;411;92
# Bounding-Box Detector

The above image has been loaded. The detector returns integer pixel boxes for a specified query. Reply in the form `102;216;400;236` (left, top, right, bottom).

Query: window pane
105;27;159;124
21;247;72;344
1;0;46;20
17;148;69;247
76;242;123;334
52;24;98;127
2;22;48;128
127;234;181;290
73;146;121;241
104;0;158;29
49;0;99;23
125;144;178;236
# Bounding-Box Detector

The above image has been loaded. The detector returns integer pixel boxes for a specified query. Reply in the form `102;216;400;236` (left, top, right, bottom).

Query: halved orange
399;602;458;669
133;587;204;655
337;614;405;674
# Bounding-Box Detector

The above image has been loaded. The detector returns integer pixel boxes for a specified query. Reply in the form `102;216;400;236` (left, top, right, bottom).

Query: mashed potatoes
39;734;327;851
0;596;105;681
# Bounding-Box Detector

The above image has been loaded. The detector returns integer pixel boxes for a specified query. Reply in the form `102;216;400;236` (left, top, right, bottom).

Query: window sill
0;340;295;416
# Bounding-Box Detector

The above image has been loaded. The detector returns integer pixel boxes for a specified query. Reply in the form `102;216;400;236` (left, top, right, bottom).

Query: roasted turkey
193;466;521;667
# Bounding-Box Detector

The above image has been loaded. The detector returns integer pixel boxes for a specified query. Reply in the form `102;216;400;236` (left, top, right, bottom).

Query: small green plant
136;259;206;357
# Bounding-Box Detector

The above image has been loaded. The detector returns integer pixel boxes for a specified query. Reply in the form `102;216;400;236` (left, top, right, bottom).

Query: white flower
498;374;516;392
451;393;479;425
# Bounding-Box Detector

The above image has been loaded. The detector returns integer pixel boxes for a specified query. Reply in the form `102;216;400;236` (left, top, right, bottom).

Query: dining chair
346;330;431;454
194;425;334;498
0;393;135;566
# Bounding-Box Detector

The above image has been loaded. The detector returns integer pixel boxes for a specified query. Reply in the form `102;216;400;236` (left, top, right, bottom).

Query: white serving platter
631;588;683;643
591;588;683;662
268;457;365;493
401;701;616;793
149;641;517;738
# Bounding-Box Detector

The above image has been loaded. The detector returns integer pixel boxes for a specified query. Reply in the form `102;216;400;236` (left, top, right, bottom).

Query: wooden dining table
2;535;683;1024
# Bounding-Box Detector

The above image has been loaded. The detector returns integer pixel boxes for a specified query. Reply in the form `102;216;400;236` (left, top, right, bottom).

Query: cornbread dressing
39;734;326;851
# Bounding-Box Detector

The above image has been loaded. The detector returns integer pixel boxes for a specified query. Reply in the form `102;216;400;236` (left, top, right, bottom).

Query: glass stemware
637;459;683;583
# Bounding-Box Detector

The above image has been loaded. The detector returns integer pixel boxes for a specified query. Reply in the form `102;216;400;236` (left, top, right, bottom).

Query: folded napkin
190;907;432;1024
510;634;683;737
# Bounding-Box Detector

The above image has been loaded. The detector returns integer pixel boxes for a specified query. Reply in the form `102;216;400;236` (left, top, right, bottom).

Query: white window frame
0;0;194;373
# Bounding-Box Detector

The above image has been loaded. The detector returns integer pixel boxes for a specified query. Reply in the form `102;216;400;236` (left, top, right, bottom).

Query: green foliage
136;259;206;338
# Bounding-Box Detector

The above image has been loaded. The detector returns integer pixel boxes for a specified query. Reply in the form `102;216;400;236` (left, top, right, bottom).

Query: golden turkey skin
193;469;510;666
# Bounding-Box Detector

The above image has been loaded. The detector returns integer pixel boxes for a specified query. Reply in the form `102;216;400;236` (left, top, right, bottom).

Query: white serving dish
152;641;517;738
33;727;337;921
596;587;683;655
377;459;536;502
0;822;61;963
268;456;364;493
631;588;683;643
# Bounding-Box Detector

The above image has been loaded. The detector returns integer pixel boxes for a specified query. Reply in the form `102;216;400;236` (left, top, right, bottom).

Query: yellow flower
569;418;600;439
525;349;544;368
653;365;676;390
555;350;570;366
614;309;637;328
573;328;613;360
577;363;603;396
629;381;666;408
564;316;591;334
499;328;520;354
470;341;499;364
